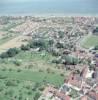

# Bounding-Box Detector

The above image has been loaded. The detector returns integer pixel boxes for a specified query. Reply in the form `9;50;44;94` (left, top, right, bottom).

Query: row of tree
0;48;19;58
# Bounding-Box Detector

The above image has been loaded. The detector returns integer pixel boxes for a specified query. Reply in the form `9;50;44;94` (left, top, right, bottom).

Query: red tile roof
81;95;88;100
42;86;71;100
88;91;98;100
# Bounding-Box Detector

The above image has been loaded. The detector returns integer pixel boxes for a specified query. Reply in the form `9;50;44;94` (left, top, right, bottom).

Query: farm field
0;20;26;53
81;34;98;49
0;35;30;53
0;50;69;75
0;50;68;100
0;70;64;100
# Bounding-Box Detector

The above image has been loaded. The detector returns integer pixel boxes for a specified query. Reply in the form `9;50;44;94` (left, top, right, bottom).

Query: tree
14;60;22;66
0;52;8;58
48;39;54;46
72;57;79;65
51;48;60;56
5;89;14;97
62;55;78;65
0;48;20;58
7;48;19;57
94;45;98;50
30;39;47;50
34;92;41;100
56;42;64;48
21;44;30;51
5;80;17;86
58;31;65;38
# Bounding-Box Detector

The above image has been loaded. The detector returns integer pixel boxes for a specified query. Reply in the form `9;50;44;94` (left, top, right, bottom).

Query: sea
0;0;98;16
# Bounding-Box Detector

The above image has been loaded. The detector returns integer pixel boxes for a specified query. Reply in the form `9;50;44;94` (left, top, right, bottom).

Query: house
59;84;71;95
81;95;88;100
67;71;83;89
93;54;98;62
72;50;89;60
80;67;89;78
39;85;71;100
87;91;98;100
65;67;89;91
92;70;98;80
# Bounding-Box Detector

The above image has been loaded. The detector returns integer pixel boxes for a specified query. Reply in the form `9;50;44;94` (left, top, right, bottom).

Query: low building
39;85;70;100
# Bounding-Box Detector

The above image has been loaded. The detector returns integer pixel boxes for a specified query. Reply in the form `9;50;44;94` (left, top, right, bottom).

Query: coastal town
0;16;98;100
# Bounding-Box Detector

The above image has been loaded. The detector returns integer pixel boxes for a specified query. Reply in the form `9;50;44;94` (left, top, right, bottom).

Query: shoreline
0;13;98;17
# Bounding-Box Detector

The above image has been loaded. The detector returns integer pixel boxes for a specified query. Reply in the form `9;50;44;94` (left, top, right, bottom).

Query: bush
9;68;13;71
38;86;45;91
1;67;7;71
5;80;17;86
32;82;40;91
56;42;64;48
21;44;30;51
0;52;9;58
94;45;98;50
0;75;7;79
5;89;14;97
17;69;22;72
0;86;3;92
58;31;65;38
72;57;79;65
48;39;54;46
52;59;61;64
27;91;32;95
25;85;31;90
50;48;60;56
46;68;51;73
39;69;43;72
60;73;65;77
18;94;23;100
34;92;41;100
14;60;21;66
62;55;78;65
69;89;78;98
28;64;34;69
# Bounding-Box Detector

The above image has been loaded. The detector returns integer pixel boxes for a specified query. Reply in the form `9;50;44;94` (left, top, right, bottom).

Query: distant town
0;16;98;100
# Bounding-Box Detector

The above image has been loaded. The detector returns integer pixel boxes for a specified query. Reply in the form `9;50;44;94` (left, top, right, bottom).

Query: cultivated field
0;35;31;53
81;34;98;49
0;50;68;100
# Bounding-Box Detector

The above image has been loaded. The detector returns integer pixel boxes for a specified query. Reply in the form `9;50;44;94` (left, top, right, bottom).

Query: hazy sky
0;0;98;15
0;0;98;4
0;0;50;3
1;0;94;2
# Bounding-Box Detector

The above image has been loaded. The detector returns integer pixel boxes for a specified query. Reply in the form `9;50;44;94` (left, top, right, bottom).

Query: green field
0;51;68;100
0;70;64;100
81;34;98;49
0;70;64;86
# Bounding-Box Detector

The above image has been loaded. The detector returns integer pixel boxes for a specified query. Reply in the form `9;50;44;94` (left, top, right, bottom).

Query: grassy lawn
81;34;98;49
